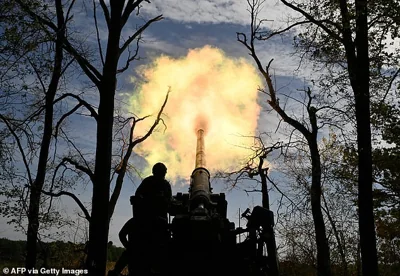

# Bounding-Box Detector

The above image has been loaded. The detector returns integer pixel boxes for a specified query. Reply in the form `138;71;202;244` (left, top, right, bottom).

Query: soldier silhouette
134;162;172;222
108;163;172;276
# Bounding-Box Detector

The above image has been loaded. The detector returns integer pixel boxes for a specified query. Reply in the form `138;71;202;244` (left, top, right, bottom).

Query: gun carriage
130;129;278;276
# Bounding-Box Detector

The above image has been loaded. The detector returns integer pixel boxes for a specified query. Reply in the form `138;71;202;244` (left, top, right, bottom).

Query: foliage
331;100;400;273
259;0;400;274
1;1;166;274
371;103;400;270
0;238;125;269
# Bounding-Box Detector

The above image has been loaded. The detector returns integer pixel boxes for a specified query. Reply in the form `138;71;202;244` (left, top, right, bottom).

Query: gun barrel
190;128;210;209
195;129;206;168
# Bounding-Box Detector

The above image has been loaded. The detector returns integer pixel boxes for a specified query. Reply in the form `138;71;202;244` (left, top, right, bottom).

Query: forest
0;0;399;276
0;238;125;272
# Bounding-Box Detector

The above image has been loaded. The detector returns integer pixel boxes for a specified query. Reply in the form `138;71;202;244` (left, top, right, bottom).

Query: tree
246;0;400;274
24;1;67;270
218;137;282;275
41;90;169;224
337;102;400;274
278;0;400;274
15;1;164;274
0;0;75;270
285;133;361;276
237;1;334;274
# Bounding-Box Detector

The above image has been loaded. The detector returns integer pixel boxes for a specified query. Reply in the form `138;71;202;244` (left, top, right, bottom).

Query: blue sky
125;1;324;247
0;0;327;247
105;1;308;246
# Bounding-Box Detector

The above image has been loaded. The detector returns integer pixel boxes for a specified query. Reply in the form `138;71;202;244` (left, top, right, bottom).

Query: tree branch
131;88;170;146
98;0;110;28
119;15;163;56
380;68;400;104
41;189;90;221
54;93;98;120
258;20;311;40
54;102;83;138
62;40;102;87
121;0;146;27
93;0;105;67
117;33;141;74
238;0;313;139
63;157;94;183
108;89;170;220
15;0;102;87
280;0;343;42
0;114;33;185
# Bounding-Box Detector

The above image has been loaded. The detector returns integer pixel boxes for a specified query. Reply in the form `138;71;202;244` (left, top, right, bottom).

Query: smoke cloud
129;46;262;182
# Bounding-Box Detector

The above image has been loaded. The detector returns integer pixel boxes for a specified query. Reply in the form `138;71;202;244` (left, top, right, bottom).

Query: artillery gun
130;129;279;276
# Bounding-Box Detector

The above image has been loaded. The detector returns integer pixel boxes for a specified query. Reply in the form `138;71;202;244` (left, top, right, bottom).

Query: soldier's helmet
152;162;167;178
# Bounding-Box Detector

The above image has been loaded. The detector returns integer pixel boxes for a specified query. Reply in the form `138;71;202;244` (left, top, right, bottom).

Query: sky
0;0;332;247
111;0;311;246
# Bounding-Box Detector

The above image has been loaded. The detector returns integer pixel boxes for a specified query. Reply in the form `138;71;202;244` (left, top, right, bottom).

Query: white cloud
139;32;189;56
141;0;294;27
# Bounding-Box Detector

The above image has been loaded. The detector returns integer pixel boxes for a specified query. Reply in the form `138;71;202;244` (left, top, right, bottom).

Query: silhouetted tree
14;1;164;274
237;1;333;274
241;0;400;274
0;0;74;270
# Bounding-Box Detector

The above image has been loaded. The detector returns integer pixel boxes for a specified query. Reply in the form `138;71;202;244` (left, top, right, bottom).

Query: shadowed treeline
1;237;398;276
0;238;124;273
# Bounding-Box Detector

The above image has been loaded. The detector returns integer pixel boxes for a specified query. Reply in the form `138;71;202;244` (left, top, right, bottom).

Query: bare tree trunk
356;239;362;276
322;195;348;275
85;91;115;275
25;0;65;270
258;157;280;276
354;0;378;274
259;157;269;209
14;1;162;275
237;7;332;270
276;0;379;273
85;3;122;274
309;139;332;276
339;0;378;273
